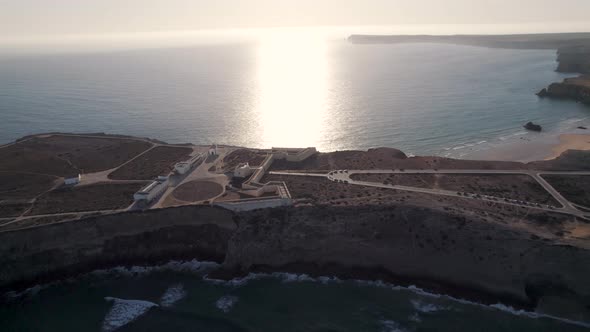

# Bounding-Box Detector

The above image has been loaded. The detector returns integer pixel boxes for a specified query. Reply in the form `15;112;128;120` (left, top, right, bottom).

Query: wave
160;284;186;308
208;271;590;329
216;295;239;313
410;299;450;313
91;259;219;278
380;320;408;332
102;297;158;332
6;260;590;329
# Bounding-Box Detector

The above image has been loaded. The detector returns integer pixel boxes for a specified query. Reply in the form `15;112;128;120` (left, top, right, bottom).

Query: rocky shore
2;202;590;321
537;76;590;105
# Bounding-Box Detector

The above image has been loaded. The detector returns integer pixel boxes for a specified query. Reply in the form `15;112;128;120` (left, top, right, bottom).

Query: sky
2;0;590;40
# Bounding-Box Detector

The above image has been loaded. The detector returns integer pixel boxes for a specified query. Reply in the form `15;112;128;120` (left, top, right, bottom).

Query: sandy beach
546;134;590;160
465;130;590;163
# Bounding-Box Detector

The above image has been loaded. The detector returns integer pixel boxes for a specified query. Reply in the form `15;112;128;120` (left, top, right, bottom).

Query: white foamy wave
211;273;590;329
205;272;342;286
489;303;590;329
280;273;316;283
3;284;48;300
380;320;407;332
91;260;219;278
160;284;186;307
102;297;158;332
411;299;449;313
216;295;238;313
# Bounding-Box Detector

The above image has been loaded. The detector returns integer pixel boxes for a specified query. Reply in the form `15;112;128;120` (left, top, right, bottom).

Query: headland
2;133;590;323
348;33;590;105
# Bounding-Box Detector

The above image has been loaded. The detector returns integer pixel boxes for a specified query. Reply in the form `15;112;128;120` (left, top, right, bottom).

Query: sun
254;30;330;148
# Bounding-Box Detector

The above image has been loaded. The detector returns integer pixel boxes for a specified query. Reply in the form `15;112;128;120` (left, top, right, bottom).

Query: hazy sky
2;0;590;38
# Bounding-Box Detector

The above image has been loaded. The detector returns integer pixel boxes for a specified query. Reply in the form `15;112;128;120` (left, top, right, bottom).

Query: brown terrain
543;175;590;208
108;146;192;180
172;180;224;203
28;183;145;215
222;149;267;170
0;134;152;177
0;172;59;201
270;148;526;171
350;173;559;205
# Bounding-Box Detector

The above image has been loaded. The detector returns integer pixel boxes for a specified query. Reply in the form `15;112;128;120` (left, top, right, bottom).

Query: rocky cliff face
2;202;590;321
0;206;236;290
221;205;590;320
557;45;590;74
538;76;590;105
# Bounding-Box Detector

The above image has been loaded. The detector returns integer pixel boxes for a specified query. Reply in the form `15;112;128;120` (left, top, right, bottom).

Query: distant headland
348;33;590;105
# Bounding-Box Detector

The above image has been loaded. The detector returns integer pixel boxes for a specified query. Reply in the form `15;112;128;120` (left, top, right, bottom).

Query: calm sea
1;37;589;158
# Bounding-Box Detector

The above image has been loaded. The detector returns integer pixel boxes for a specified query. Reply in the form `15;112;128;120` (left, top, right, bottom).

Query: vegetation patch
542;175;590;207
109;146;192;180
28;183;144;215
0;135;152;176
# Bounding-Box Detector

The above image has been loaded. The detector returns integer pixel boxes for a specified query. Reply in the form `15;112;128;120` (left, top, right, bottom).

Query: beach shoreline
464;130;590;162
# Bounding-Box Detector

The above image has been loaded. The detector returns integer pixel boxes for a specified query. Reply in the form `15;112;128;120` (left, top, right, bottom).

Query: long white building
134;176;169;204
174;153;203;175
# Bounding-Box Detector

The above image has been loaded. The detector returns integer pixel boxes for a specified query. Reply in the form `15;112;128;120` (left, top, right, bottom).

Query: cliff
220;205;590;320
538;76;590;105
0;206;236;291
2;201;590;321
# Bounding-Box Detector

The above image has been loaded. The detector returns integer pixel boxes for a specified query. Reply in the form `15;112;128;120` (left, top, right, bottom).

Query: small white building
208;144;218;156
134;176;169;204
234;163;254;178
64;174;81;185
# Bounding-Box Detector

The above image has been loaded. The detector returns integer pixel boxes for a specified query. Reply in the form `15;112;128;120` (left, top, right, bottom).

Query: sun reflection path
255;31;331;148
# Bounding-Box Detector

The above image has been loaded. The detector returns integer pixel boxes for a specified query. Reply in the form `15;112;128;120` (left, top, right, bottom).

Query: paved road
269;169;590;218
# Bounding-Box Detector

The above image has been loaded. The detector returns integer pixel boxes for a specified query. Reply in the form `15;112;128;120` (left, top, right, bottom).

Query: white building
174;153;203;175
234;163;254;178
208;144;218;156
134;176;169;204
64;174;81;185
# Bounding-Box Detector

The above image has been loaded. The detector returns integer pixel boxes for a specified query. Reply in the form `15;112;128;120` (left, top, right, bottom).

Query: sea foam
216;295;239;313
160;284;186;307
102;297;158;332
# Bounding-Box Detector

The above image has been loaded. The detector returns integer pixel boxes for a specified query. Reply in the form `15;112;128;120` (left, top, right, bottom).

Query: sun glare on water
254;31;330;148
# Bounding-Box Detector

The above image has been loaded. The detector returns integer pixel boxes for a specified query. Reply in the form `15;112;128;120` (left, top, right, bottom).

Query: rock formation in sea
523;122;542;132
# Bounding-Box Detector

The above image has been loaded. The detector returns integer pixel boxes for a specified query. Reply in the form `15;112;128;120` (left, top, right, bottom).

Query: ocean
1;33;589;158
2;261;588;332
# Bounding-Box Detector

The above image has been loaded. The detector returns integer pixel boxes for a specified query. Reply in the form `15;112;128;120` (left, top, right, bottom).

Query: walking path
269;169;590;218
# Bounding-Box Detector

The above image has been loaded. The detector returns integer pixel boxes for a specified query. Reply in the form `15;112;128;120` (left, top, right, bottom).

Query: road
269;169;590;218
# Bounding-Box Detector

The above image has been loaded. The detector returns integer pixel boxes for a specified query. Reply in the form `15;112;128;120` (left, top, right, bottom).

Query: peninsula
348;33;590;105
2;133;590;323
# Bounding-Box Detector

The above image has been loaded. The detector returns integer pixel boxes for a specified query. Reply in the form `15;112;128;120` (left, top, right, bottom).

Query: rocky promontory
537;76;590;105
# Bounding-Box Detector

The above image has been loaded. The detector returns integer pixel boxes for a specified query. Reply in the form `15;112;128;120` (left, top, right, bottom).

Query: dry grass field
172;180;223;202
543;175;590;207
108;146;192;180
28;183;144;215
0;135;152;177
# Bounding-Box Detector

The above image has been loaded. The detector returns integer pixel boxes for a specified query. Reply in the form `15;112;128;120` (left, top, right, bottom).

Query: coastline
464;130;590;162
